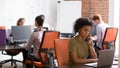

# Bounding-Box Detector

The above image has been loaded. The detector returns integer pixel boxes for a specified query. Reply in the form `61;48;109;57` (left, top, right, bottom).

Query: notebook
12;25;33;43
85;49;115;67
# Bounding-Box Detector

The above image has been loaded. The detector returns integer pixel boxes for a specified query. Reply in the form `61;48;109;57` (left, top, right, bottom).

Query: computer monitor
12;25;33;43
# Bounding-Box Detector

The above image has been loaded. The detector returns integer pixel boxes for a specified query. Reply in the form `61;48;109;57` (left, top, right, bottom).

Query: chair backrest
102;27;118;49
0;26;6;46
54;38;69;66
0;29;6;46
39;31;60;63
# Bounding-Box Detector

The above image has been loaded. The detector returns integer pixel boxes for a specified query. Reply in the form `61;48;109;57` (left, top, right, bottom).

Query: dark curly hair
35;15;45;26
73;18;92;34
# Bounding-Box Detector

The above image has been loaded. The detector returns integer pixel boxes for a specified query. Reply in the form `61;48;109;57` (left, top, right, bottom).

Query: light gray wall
109;0;119;61
0;0;56;30
48;0;57;30
109;0;119;27
118;1;120;68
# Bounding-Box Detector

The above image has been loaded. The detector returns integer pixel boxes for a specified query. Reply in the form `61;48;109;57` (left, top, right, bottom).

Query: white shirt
96;21;110;49
25;30;44;58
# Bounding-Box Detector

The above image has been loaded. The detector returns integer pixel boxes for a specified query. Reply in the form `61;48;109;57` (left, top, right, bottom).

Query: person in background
68;18;98;65
23;15;45;68
90;23;97;37
6;18;25;44
16;18;25;26
34;16;50;31
10;17;25;36
92;14;110;50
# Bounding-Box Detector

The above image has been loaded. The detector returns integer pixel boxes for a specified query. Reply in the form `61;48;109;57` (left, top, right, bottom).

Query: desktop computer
11;25;33;44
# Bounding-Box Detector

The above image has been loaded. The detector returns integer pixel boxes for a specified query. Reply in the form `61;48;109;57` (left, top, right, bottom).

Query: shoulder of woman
31;31;39;37
69;36;78;44
69;36;76;41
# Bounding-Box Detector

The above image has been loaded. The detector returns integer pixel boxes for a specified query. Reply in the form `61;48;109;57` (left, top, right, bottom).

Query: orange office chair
102;27;118;49
54;38;69;66
24;30;60;68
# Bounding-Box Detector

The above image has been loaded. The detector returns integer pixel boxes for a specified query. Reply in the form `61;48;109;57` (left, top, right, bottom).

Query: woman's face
18;19;25;26
35;21;38;27
35;21;39;28
78;26;91;39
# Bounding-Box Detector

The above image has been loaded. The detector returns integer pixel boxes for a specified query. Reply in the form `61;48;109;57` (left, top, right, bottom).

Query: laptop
85;49;115;67
12;25;33;43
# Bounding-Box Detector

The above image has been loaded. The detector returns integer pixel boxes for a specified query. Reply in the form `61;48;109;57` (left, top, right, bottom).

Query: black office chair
2;49;22;66
1;28;22;68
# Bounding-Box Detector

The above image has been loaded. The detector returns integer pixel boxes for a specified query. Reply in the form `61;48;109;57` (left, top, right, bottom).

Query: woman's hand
86;34;93;46
87;38;92;46
90;58;98;62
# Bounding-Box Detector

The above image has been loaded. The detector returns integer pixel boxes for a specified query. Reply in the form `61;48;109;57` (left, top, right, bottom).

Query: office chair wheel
13;61;17;68
14;66;17;68
0;64;2;68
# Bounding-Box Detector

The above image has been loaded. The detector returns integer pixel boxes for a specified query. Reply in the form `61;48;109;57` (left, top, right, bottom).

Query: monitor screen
12;25;33;43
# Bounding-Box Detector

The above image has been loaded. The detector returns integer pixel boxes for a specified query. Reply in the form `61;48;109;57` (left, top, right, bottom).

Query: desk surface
57;64;118;68
0;44;25;51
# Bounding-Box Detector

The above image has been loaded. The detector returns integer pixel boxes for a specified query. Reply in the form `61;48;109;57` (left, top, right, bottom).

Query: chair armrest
29;53;35;58
39;48;48;53
50;48;54;53
39;48;54;60
26;48;55;67
27;47;33;57
47;50;55;68
39;48;55;67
